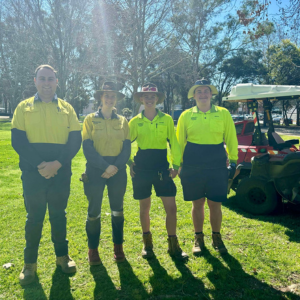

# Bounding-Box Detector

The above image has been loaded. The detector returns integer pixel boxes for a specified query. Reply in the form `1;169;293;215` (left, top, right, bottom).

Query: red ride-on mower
223;83;300;214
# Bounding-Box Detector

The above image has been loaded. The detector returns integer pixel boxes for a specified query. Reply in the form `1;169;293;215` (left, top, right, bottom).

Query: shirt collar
34;93;58;103
96;109;119;119
139;109;164;119
192;104;218;114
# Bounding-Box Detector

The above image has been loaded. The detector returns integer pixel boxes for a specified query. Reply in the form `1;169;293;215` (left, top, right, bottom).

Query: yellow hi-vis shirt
82;111;130;157
12;96;81;144
11;94;81;171
177;105;238;168
128;109;181;170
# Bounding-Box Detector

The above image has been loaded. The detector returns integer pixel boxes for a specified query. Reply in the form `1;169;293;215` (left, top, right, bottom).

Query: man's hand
38;160;62;179
101;165;118;178
130;162;136;178
227;163;236;180
168;168;178;179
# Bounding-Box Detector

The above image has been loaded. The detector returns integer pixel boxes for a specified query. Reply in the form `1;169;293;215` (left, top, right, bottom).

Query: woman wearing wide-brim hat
176;78;238;255
128;83;188;261
82;81;131;264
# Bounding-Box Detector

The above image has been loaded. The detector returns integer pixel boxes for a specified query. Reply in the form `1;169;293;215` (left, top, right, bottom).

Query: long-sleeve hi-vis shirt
128;110;181;171
11;94;82;172
82;110;131;171
176;105;238;169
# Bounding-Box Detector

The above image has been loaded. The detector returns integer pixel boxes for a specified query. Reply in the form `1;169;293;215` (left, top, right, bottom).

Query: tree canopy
0;0;298;116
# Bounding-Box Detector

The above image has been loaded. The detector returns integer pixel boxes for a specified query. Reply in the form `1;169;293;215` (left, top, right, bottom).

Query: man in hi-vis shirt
11;65;81;285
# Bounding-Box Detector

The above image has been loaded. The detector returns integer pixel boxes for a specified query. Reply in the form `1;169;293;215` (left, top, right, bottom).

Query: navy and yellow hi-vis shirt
176;105;238;169
11;94;82;171
129;109;181;171
82;110;131;171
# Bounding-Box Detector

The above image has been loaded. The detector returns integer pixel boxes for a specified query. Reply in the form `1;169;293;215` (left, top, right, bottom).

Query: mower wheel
236;178;279;215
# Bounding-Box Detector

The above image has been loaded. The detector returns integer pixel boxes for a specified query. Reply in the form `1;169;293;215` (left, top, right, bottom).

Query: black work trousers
22;168;71;263
83;167;127;249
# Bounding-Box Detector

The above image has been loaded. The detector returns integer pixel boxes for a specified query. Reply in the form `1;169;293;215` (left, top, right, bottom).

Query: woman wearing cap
177;79;238;255
82;82;130;264
128;83;188;260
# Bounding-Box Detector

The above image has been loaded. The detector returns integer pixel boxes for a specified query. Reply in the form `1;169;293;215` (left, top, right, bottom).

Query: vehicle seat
268;131;299;151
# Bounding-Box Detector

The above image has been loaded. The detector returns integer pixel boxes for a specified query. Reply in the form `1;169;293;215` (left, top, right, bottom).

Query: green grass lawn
1;119;300;300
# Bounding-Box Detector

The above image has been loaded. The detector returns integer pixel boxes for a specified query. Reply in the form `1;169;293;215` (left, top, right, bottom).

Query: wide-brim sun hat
133;83;165;104
94;81;125;101
188;78;218;99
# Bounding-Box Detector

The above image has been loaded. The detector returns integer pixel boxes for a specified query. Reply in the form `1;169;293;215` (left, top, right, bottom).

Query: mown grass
0;118;300;300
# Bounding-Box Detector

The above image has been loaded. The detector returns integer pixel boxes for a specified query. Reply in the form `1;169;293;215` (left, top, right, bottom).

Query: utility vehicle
223;83;300;214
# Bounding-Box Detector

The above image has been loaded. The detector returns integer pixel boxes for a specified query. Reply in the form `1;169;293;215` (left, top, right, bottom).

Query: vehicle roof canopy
222;83;300;102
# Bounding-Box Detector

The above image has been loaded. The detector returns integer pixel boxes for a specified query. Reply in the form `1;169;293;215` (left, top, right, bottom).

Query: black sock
195;232;203;235
143;231;150;235
212;231;220;234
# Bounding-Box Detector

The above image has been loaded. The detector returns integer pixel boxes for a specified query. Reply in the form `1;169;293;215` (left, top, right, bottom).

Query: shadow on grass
223;195;300;243
148;257;208;299
204;252;298;300
90;264;118;300
49;267;74;300
23;275;47;300
117;259;148;300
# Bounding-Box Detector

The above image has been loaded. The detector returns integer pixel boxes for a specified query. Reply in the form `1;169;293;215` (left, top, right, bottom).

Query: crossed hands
101;165;118;179
38;160;62;179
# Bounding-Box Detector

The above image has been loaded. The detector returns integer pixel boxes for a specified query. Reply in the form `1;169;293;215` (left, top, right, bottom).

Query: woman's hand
101;165;118;178
130;162;136;178
177;167;182;178
168;168;178;179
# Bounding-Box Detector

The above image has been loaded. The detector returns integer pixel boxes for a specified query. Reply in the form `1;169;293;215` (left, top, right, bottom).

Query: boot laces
195;234;204;247
60;255;72;262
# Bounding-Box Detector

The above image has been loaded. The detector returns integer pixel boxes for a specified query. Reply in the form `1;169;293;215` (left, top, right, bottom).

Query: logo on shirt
214;115;219;117
26;103;33;107
138;123;144;127
191;117;197;120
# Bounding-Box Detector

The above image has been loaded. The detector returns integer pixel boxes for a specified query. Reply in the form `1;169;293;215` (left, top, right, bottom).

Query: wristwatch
230;162;237;168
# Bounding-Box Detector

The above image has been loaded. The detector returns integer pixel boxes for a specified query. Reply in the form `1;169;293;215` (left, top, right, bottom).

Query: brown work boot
168;236;189;261
192;233;206;256
88;249;102;266
142;233;154;259
19;263;37;285
212;233;228;254
114;244;125;262
56;255;76;273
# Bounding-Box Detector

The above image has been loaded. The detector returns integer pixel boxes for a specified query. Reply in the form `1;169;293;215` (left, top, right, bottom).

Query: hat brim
188;85;218;99
133;92;165;104
94;90;125;101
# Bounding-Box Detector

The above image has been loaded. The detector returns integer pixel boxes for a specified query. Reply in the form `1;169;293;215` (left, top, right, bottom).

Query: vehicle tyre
236;178;279;215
